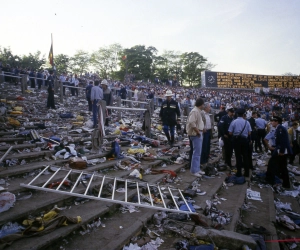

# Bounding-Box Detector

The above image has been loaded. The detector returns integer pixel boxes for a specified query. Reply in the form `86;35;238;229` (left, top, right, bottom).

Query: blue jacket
273;124;293;156
218;114;234;138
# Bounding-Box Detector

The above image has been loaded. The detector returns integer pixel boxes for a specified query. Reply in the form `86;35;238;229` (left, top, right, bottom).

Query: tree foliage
91;43;122;79
69;50;90;75
0;45;216;85
119;45;158;80
0;47;45;69
20;51;45;70
54;54;70;74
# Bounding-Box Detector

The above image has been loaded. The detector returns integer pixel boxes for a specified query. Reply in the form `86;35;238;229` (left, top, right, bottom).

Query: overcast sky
1;0;299;75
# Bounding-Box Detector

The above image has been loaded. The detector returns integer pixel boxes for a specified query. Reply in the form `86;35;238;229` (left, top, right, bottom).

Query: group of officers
158;90;298;189
218;106;298;188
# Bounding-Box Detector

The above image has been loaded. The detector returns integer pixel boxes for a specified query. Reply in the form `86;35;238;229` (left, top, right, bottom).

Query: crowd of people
1;63;300;190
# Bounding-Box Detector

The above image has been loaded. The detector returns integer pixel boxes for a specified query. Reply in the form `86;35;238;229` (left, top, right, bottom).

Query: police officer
228;108;252;177
255;113;268;152
159;90;181;147
218;106;235;168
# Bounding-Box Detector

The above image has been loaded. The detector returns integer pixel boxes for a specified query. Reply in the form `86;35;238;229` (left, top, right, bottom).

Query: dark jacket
159;99;181;126
273;124;293;156
119;87;127;99
214;110;227;122
218;114;234;138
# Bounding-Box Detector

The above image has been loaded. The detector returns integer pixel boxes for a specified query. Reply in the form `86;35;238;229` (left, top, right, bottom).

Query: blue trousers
92;100;99;127
201;129;211;164
189;133;203;174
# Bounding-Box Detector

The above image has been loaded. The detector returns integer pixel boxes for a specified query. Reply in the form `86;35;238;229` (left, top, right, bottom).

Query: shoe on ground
192;173;202;177
195;189;206;195
198;170;205;175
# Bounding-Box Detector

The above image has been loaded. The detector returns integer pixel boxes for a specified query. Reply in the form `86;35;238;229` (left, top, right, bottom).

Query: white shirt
204;112;212;130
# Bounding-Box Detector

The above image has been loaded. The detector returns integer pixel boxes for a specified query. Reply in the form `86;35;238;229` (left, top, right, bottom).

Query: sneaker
192;173;202;177
199;170;205;175
195;189;206;195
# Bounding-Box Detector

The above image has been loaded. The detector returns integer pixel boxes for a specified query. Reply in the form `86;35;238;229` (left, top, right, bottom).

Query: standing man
69;74;75;96
91;80;103;128
248;111;257;169
159;90;181;147
255;113;268;153
101;79;113;126
219;106;235;168
214;106;227;123
288;121;299;165
265;116;292;188
119;84;127;105
228;109;252;177
37;70;43;90
201;102;213;165
59;72;67;95
186;98;205;177
86;80;94;112
46;70;55;109
137;87;147;118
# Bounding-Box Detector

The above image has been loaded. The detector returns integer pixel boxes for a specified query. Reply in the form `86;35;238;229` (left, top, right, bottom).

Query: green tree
0;47;21;67
161;50;183;84
91;43;122;79
20;51;45;70
54;54;70;75
181;52;215;86
119;45;158;81
69;50;90;75
152;55;169;83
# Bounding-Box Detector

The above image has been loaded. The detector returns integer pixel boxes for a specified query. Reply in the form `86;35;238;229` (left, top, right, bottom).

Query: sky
1;0;299;76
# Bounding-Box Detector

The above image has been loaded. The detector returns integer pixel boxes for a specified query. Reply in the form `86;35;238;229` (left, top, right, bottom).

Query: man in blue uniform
228;108;252;177
218;106;235;168
159;90;181;147
265;116;292;188
255;113;268;153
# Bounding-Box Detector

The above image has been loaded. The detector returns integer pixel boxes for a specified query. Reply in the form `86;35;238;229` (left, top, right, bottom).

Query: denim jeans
201;129;211;164
92;99;99;127
189;133;203;174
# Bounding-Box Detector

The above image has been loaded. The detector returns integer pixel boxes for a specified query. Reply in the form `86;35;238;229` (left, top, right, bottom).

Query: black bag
182;188;196;197
205;164;218;176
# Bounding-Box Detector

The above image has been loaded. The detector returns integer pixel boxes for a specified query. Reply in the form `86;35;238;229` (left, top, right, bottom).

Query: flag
48;35;54;66
122;55;127;61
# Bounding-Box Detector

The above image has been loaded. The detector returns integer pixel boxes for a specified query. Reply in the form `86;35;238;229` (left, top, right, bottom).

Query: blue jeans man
92;99;99;128
189;132;204;174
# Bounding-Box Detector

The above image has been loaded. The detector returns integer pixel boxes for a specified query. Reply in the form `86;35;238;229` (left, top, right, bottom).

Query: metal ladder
20;166;197;214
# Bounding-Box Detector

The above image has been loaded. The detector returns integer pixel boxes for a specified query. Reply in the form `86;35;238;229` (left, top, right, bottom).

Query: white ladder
20;166;197;214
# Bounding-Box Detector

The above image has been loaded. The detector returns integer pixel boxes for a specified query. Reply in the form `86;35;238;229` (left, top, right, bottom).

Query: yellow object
10;111;23;114
14;106;23;111
76;115;84;121
77;216;82;223
7;117;21;127
157;125;162;131
73;122;83;125
127;148;145;154
113;129;121;135
43;210;58;221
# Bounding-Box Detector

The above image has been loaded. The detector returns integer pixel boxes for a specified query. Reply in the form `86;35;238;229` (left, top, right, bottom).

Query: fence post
128;91;133;108
149;99;154;115
116;96;121;120
21;75;27;94
0;71;4;84
144;110;151;138
60;81;63;103
100;100;107;127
